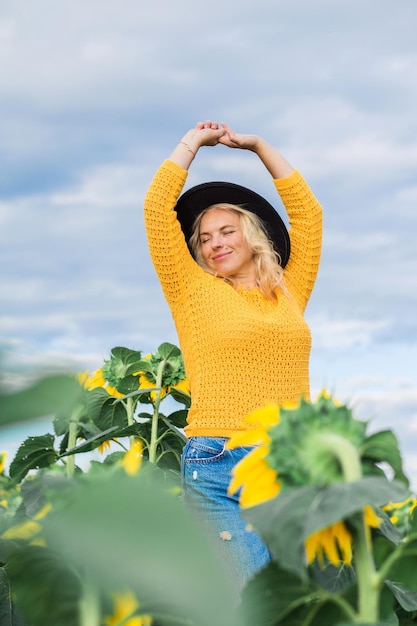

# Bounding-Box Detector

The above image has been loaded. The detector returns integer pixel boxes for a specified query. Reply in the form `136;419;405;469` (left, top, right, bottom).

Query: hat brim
175;181;290;268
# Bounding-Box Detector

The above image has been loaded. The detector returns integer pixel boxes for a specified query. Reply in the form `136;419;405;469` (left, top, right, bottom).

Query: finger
221;122;235;137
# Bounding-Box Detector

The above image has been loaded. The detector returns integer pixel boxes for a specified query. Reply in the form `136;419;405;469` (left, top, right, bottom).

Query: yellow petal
321;526;342;567
228;446;280;508
85;368;106;390
317;388;332;400
334;521;353;565
239;466;280;508
104;590;153;626
98;440;112;454
105;590;138;625
105;384;125;398
172;378;191;395
227;427;270;450
228;446;268;494
305;521;352;568
77;371;89;387
138;374;151;389
0;451;7;474
243;404;280;428
364;505;382;529
305;530;323;565
2;520;42;540
122;440;143;476
33;503;52;520
316;389;341;406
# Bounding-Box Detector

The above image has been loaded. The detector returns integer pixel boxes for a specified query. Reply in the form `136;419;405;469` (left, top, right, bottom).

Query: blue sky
1;0;416;486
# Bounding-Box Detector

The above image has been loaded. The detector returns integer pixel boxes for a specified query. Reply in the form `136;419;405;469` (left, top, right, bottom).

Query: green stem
353;514;379;622
304;592;357;624
67;405;83;479
125;395;135;447
149;360;165;464
313;432;362;483
313;432;380;623
78;575;100;626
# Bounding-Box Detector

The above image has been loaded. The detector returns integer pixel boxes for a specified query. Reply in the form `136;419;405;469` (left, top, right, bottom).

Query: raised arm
217;122;295;179
170;120;295;180
216;121;322;309
168;121;228;169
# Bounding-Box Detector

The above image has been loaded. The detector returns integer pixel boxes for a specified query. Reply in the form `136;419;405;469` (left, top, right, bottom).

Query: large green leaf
303;478;409;538
102;346;143;388
156;342;181;360
60;425;120;456
9;434;58;484
7;546;82;626
42;470;238;626
244;485;321;578
0;375;81;427
169;387;191;408
385;581;417;612
237;561;314;626
0;568;26;626
385;540;417;591
376;509;403;545
310;560;357;594
362;431;409;486
85;387;128;431
306;597;354;626
244;478;408;578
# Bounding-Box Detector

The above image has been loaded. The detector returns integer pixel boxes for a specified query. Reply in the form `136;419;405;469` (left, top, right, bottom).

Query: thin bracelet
179;141;196;157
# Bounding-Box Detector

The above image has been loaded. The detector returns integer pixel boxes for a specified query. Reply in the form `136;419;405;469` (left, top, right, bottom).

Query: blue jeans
181;436;271;592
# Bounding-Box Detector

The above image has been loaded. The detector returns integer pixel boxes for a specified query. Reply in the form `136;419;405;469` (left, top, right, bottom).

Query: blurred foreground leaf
244;477;409;579
42;468;238;626
0;375;81;427
7;546;82;626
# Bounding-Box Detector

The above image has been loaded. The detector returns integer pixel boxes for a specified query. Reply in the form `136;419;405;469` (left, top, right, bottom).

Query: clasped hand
193;120;260;151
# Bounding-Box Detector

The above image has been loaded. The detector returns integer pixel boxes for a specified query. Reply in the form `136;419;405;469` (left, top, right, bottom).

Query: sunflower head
102;347;143;395
267;394;367;487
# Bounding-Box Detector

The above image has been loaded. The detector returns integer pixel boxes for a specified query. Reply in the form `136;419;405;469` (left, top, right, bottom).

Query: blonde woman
144;120;322;589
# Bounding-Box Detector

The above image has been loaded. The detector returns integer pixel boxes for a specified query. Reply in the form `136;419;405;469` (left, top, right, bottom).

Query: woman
144;120;322;589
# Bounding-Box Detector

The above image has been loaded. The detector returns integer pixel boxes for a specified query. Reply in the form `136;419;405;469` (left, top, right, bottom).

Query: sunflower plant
228;392;417;626
0;344;214;626
6;343;190;487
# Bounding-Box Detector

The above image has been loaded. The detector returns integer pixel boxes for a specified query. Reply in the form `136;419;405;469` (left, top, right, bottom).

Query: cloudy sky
1;0;416;486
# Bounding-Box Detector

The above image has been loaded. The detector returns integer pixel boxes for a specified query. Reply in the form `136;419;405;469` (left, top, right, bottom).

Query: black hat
175;181;290;267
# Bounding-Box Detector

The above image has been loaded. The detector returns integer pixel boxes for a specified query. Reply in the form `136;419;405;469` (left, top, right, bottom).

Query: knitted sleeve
275;170;322;312
144;160;201;304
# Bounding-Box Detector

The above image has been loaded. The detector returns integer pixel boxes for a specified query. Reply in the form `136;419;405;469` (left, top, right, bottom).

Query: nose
211;233;224;249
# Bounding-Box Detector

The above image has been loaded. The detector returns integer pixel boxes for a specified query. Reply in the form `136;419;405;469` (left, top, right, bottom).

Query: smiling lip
212;251;232;261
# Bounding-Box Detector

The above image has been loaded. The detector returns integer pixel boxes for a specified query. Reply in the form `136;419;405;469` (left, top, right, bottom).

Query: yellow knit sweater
144;160;322;437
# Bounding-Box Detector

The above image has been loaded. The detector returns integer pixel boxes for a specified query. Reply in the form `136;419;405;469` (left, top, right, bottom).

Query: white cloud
1;0;417;488
310;315;391;349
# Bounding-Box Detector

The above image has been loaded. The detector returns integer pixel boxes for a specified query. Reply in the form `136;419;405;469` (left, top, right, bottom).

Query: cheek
200;245;211;262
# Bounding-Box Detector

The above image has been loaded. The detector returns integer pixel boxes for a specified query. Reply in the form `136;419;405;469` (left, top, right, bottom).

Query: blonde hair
189;203;286;300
